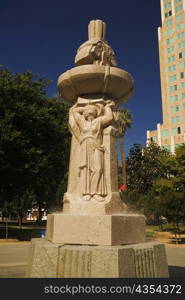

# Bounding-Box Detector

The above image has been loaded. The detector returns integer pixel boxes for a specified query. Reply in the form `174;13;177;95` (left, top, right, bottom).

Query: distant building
147;0;185;153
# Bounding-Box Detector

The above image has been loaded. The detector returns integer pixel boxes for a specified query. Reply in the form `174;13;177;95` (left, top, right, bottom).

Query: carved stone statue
69;100;115;202
29;20;167;281
56;19;134;214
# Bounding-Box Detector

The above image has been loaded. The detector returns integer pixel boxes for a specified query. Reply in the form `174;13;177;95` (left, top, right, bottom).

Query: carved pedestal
46;213;145;246
27;239;169;278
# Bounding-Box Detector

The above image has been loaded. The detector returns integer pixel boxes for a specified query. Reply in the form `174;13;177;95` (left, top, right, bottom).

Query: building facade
147;0;185;153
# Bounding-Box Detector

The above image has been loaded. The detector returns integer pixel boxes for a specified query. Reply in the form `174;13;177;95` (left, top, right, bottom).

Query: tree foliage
126;143;170;194
116;107;133;185
124;142;185;228
0;67;70;219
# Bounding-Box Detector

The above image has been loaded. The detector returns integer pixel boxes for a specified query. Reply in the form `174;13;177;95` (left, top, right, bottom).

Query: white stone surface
27;239;169;278
46;213;145;246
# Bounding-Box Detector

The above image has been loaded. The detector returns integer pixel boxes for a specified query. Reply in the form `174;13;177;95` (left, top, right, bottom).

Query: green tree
126;143;171;194
125;142;185;230
124;143;172;216
174;144;185;190
0;67;70;221
147;178;185;232
116;107;132;185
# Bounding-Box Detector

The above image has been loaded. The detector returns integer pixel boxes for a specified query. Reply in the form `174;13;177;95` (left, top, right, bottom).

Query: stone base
46;213;145;246
63;192;128;215
26;239;169;278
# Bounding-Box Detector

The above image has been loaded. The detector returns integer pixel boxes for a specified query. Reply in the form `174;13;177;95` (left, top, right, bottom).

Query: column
171;135;175;154
157;123;162;147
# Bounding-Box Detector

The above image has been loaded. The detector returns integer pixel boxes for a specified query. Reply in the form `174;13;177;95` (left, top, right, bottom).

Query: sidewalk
0;234;185;278
0;239;31;245
154;231;185;247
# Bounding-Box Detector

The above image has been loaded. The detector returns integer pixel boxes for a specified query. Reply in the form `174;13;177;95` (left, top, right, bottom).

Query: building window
178;41;185;48
172;128;178;135
166;28;174;35
177;31;185;39
172;128;181;135
177;127;181;134
165;19;173;27
170;95;178;103
168;65;176;72
181;72;184;79
165;10;172;18
169;75;177;82
164;2;172;9
183;103;185;109
182;92;185;99
179;52;183;58
175;5;183;13
170;85;177;92
151;136;157;142
176;23;185;30
176;13;185;22
171;106;180;113
167;37;174;45
182;82;185;88
172;116;180;124
161;130;169;137
167;46;175;54
179;61;185;68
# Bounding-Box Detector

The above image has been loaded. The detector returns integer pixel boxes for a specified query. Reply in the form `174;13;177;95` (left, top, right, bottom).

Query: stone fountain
27;20;169;278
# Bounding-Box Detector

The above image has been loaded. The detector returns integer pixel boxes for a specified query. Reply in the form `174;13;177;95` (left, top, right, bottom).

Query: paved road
0;243;30;278
0;243;184;278
166;247;185;278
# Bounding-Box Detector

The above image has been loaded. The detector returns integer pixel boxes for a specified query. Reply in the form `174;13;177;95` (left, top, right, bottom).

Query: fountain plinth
27;20;169;278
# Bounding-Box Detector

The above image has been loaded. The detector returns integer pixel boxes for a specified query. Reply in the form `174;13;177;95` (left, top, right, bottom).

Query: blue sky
1;0;162;155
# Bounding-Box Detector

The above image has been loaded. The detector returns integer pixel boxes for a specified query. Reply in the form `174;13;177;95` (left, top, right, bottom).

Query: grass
145;231;155;238
0;222;184;241
146;224;185;232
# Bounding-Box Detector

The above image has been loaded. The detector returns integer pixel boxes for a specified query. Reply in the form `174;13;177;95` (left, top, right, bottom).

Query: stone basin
57;64;134;104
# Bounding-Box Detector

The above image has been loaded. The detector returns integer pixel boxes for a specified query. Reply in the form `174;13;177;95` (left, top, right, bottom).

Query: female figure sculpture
70;100;115;202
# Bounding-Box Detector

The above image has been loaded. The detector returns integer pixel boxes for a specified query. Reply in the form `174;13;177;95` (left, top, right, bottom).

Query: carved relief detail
69;99;117;202
75;20;117;67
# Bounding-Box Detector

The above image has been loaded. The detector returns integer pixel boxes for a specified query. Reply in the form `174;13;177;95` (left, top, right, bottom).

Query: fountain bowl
57;64;134;104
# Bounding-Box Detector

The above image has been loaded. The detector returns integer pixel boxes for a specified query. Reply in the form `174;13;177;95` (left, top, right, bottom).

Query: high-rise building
147;0;185;153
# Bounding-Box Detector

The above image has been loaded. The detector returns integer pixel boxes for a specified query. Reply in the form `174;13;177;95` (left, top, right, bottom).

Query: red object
119;184;126;191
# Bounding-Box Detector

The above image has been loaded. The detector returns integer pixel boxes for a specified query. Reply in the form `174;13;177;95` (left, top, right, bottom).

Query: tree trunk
37;204;43;224
119;136;126;184
18;215;22;229
5;218;8;239
157;215;163;231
